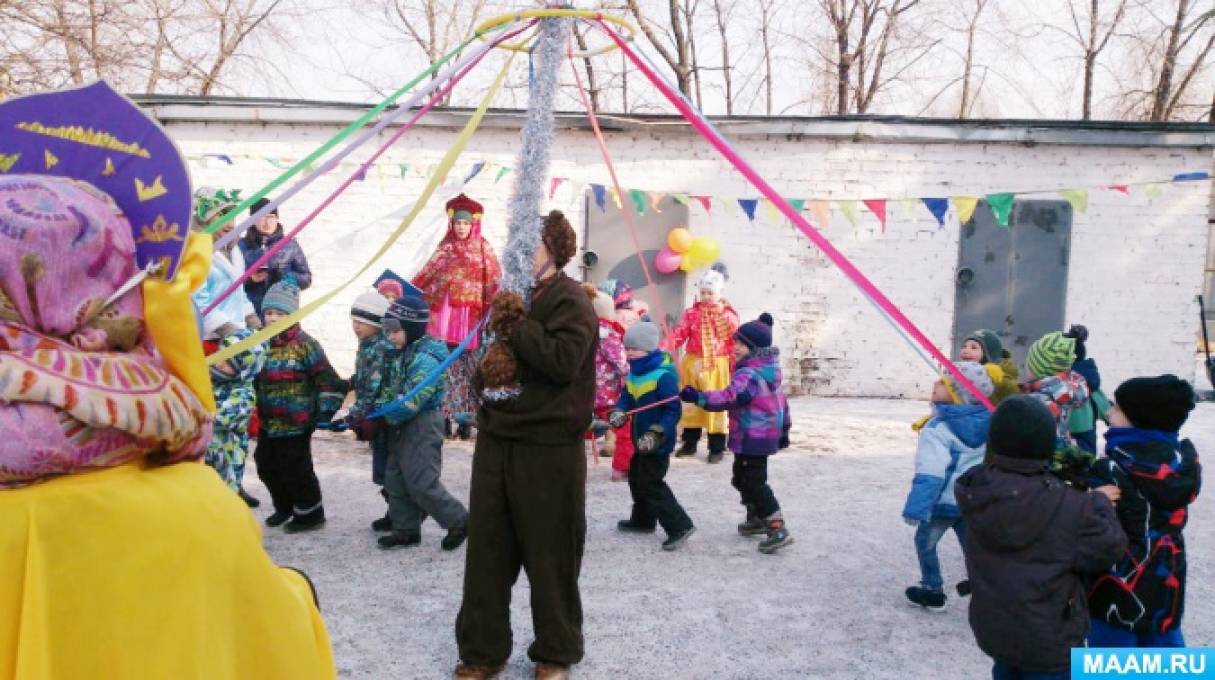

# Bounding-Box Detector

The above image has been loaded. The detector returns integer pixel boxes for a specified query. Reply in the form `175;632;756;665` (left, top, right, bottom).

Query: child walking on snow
1022;331;1092;487
902;361;993;610
342;289;396;530
585;285;632;481
610;322;696;551
680;313;793;554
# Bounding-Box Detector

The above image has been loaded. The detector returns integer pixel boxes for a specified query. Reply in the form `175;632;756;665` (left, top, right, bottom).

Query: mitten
637;427;665;454
607;410;627;429
679;386;700;403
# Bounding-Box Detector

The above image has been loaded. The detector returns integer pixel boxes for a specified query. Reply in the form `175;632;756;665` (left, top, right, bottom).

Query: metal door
581;194;690;329
952;200;1072;367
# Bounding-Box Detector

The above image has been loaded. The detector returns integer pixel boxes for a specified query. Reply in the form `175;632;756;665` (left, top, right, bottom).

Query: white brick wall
164;113;1213;397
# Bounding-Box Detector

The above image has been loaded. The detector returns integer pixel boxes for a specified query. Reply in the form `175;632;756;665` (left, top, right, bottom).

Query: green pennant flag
398;163;409;178
790;198;806;212
629;189;647;215
986;193;1015;227
495;167;511;183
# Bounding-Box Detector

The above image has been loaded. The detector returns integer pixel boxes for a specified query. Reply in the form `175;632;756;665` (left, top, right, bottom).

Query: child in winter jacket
1022;331;1092;486
1065;325;1112;454
902;361;993;610
1087;375;1201;648
342;289;396;530
600;278;650;329
957;396;1126;680
255;280;348;533
609;322;696;551
206;328;268;497
681;313;793;554
585;285;632;481
960;329;1019;403
661;263;740;462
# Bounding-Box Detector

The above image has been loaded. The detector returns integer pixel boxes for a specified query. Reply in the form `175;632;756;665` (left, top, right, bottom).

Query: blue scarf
1104;426;1179;452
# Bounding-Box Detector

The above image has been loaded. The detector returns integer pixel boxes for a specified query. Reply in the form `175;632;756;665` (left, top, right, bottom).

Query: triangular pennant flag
629;189;647;215
790;198;806;212
1108;184;1129;194
897;198;918;220
808;200;830;229
672;193;690;206
738;198;759;221
591;184;607;212
922;197;950;227
862;199;887;232
398;163;410;178
985;193;1015;228
1173;171;1210;182
951;196;980;225
838;200;859;227
608;187;623;209
549;177;566;200
647;191;665;213
721;199;739;217
1058;188;1087;214
1145;183;1164;198
495;166;511;183
693;195;712;213
463;161;486;184
763;199;780;223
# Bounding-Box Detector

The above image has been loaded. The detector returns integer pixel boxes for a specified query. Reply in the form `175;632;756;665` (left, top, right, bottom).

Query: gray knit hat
623;321;661;353
261;279;299;315
351;289;389;328
945;361;995;405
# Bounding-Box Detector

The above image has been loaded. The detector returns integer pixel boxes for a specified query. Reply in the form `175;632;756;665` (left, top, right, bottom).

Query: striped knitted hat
1026;331;1076;378
351;290;389;328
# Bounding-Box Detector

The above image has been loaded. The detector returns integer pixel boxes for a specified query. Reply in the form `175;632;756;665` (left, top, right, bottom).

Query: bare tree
573;23;601;112
758;0;779;115
1043;0;1128;119
711;0;735;114
626;0;697;98
1111;0;1214;121
1146;0;1213;120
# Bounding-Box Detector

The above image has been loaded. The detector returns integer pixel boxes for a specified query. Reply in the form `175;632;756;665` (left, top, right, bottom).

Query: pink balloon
655;247;683;274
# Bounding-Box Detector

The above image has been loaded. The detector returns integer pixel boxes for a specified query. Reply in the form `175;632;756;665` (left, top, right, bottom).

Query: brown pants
455;432;587;667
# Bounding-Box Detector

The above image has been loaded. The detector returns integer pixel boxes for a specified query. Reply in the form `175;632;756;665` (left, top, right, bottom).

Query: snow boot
905;586;947;612
265;510;291;528
441;525;468;551
758;516;793;553
707;433;726;463
737;505;766;536
676;428;701;457
456;423;473;441
956;580;971;597
371;515;393;532
453;663;505;680
535;663;570;680
617;518;657;533
378;531;421;550
662;525;696;551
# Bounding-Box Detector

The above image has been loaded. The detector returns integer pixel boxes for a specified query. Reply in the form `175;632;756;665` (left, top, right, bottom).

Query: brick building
136;96;1215;397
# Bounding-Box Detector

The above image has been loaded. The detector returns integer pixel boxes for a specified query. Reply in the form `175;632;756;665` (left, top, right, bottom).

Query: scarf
697;300;735;360
413;224;502;311
1104;426;1180;452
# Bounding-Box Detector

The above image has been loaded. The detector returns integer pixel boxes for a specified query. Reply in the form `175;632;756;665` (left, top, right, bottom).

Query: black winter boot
284;506;326;534
758;516;793;554
707;434;726;463
677;428;701;457
737;505;766;535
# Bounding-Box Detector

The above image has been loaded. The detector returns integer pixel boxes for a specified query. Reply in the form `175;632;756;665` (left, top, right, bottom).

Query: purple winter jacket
697;347;791;456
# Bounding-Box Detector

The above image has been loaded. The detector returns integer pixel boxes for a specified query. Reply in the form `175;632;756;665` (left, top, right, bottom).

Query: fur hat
943;361;995;405
624;322;661;353
1114;375;1196;432
261;279;300;315
351;290;389;328
988;396;1057;460
736;313;775;350
541;210;577;269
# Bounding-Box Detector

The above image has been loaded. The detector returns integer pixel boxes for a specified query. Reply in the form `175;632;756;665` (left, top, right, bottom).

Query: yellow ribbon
208;53;516;366
143;231;216;411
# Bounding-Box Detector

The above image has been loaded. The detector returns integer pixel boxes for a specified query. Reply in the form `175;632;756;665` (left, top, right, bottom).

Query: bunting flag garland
648;191;665;212
549;177;566;199
1058;188;1088;214
693;195;712;213
738;198;758;221
672;193;690;206
838;200;860;227
951;196;980;225
897;198;918;220
591;183;607;212
986;192;1016;227
463;161;486;183
629;188;647;215
922;197;950;228
808;200;830;229
790;198;806;212
495;166;511;183
863;199;887;232
1145;183;1164;197
608;186;622;209
1108;184;1129;194
762;198;780;223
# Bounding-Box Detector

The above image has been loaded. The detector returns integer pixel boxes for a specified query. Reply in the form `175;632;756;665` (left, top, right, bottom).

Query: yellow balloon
667;227;694;253
688;237;720;264
679;253;696;272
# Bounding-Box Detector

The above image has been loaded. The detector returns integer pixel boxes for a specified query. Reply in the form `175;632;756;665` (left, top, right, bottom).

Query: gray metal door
582;194;689;329
952;200;1072;367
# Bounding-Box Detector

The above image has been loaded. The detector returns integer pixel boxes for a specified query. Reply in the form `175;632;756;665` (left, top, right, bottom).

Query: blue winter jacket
902;403;991;521
616;350;681;456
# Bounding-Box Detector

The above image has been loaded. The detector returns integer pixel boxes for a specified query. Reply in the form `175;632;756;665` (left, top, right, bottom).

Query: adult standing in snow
412;193;502;440
454;211;597;680
239;198;312;317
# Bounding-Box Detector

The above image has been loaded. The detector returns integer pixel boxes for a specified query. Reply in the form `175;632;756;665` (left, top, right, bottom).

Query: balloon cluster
656;227;720;274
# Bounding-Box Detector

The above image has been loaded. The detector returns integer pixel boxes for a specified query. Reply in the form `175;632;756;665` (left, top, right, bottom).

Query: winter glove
215;322;240;339
735;390;753;406
355;417;384;442
779;434;790;450
319;418;348;433
636;427;665;454
679;386;701;403
904;518;919;528
244;313;263;330
607;409;627;429
589;419;612;437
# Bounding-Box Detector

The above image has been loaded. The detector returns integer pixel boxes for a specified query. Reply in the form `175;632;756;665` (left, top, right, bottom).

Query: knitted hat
1114;375;1196;432
250;197;278;217
261;280;300;315
696;262;728;295
351;290;389;328
583;284;615;321
601;279;633;308
943;361;995;405
988;395;1057;460
1026;331;1076;378
736;313;775;349
376;279;404;301
624;322;661;353
1065;324;1089;361
965;329;1004;364
384;296;429;342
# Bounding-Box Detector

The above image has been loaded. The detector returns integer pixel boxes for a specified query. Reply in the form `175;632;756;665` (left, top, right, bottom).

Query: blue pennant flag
921;197;950;227
1173;171;1210;182
738;198;758;221
591;184;607;212
463;161;486;184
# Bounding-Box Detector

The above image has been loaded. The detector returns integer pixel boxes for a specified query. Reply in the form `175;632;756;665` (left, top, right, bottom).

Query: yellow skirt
0;461;336;679
678;353;731;434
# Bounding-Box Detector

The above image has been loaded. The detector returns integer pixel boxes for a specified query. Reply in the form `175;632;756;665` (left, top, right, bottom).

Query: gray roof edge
132;96;1215;149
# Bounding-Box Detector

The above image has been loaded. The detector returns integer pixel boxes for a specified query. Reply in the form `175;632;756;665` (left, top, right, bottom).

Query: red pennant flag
693;195;713;213
549;177;566;199
1108;184;1129;194
863;199;887;233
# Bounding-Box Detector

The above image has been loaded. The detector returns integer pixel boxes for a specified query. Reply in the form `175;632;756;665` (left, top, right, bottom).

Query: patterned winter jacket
379;335;449;426
238;229;312;315
347;331;397;420
256;325;348;438
616;350;681;456
902;403;990;521
1023;370;1091;483
1087;429;1202;635
695;347;791;456
594;319;629;412
659;300;740;359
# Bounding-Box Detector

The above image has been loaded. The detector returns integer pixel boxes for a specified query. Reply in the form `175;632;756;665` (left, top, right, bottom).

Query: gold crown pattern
135;215;184;244
0;153;18;173
135;175;167;202
16;121;152;159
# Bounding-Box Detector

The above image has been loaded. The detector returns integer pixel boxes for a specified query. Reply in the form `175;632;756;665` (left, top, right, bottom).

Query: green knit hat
1026;331;1076;378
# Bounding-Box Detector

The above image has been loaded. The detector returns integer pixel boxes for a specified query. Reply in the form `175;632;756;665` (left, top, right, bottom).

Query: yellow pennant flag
763;199;781;223
951;196;980;224
837;200;859;227
897;198;918;220
208;53;516;365
1058;188;1088;213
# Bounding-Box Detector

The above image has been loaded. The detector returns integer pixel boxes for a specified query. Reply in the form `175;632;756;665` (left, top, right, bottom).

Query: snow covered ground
249;397;1214;679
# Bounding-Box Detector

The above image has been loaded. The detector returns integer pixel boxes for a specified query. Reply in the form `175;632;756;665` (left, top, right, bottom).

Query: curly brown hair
541;210;577;269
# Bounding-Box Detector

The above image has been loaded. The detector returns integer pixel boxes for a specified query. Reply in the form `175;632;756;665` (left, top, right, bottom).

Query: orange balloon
667;227;694;253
